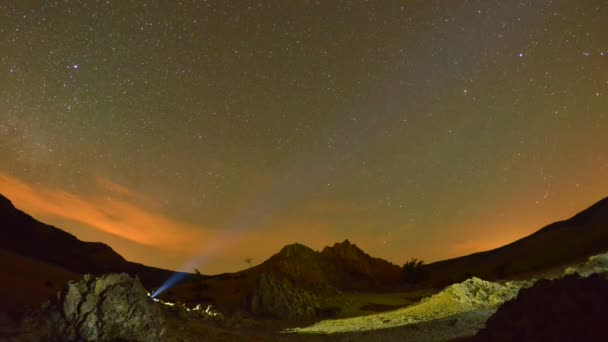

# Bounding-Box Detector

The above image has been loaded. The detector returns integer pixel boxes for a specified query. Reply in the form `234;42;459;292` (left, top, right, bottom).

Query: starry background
1;1;607;273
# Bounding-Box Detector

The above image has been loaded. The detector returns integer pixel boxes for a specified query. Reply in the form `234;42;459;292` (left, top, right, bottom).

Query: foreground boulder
247;272;319;320
473;274;608;341
19;273;166;341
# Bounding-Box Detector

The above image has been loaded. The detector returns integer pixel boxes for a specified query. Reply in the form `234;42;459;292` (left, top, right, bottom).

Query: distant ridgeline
423;196;608;287
2;191;608;292
0;193;184;288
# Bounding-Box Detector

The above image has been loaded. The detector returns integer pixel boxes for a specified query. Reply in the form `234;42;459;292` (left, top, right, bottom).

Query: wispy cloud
0;172;209;250
95;176;139;199
0;172;350;272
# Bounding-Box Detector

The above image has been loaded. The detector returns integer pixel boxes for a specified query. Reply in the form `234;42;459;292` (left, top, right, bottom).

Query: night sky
1;1;607;274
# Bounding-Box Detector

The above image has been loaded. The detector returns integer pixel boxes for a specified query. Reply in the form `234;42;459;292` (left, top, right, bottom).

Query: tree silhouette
244;257;252;267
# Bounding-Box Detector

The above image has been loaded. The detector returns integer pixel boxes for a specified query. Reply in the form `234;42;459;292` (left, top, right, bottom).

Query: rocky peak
320;240;403;289
275;243;317;258
321;239;368;260
250;239;402;297
266;243;327;289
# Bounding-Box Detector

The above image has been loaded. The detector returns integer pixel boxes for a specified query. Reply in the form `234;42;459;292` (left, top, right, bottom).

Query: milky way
1;1;607;273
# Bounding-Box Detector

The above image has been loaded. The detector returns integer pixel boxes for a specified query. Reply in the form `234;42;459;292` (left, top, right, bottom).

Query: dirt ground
165;308;491;341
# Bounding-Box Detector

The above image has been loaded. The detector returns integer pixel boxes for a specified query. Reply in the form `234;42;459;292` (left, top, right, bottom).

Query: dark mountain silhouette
5;188;608;320
179;239;404;318
0;193;184;289
261;239;402;292
0;191;402;318
423;196;608;286
321;239;403;287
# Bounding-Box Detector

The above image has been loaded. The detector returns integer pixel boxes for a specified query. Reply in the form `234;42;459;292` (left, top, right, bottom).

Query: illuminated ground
287;277;525;335
285;253;608;339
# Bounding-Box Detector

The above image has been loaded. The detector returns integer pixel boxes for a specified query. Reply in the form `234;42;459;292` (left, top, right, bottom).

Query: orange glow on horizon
1;165;607;273
0;171;348;273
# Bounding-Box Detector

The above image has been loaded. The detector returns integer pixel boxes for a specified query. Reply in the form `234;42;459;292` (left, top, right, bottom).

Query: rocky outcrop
321;239;402;289
564;251;608;277
19;273;167;341
265;243;329;291
259;240;402;295
248;272;319;320
473;274;608;341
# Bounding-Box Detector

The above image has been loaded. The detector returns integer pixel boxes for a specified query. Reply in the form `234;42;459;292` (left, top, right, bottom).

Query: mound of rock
564;252;608;277
436;277;528;308
248;272;319;320
473;274;608;341
19;273;167;341
291;277;529;334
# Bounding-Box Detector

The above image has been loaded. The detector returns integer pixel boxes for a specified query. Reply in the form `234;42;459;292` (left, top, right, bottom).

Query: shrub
402;258;428;284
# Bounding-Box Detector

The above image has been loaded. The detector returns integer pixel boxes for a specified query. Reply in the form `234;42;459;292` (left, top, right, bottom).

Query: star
0;0;607;275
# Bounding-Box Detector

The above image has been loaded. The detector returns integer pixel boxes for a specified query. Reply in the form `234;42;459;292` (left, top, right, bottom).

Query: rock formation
261;240;402;294
265;243;329;291
473;274;608;341
321;239;402;289
238;240;403;320
247;272;319;320
18;273;167;341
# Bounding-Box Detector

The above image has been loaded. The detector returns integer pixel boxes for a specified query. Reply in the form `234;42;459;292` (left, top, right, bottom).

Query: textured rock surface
564;251;608;277
267;243;329;291
473;274;608;341
438;277;528;307
262;240;402;294
321;240;402;290
248;272;319;320
19;273;167;341
289;277;527;334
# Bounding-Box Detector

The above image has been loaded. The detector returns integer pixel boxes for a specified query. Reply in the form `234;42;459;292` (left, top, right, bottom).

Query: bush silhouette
402;258;428;284
193;268;208;300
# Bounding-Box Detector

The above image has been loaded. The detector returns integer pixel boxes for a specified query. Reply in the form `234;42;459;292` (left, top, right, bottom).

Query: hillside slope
0;193;182;289
0;248;80;313
424;196;608;286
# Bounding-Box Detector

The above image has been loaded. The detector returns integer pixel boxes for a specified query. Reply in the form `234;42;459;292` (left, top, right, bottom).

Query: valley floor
166;308;492;342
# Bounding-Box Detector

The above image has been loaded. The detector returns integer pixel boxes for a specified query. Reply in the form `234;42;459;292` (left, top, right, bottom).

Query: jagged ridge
262;239;402;293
